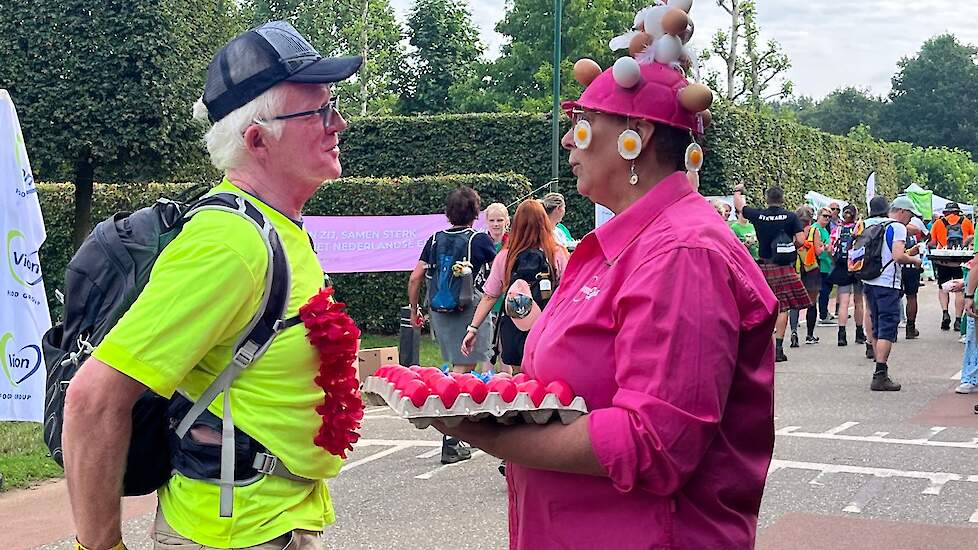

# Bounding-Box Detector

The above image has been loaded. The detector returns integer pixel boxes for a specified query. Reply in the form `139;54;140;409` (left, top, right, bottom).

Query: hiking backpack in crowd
41;192;309;517
426;228;477;313
797;226;820;272
847;220;895;281
942;216;965;247
771;229;797;266
833;224;856;264
508;248;556;311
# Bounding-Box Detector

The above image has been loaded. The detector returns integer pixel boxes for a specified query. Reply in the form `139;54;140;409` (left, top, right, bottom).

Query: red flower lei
299;287;363;459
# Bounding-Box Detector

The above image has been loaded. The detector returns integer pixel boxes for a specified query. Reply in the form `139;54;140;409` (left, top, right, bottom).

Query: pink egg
459;377;489;404
493;372;512;379
486;378;518;403
546;380;575;406
402;379;431;407
420;368;446;383
518;380;547;407
375;366;391;378
408;365;424;373
448;372;466;381
430;376;461;408
394;372;422;391
512;373;530;385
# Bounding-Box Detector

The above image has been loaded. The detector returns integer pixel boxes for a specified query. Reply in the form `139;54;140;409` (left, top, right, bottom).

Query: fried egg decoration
618;129;643;161
574;119;593;150
685;142;704;172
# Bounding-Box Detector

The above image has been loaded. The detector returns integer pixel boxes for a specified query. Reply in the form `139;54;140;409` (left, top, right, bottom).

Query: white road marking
356;439;441;447
416;448;442;459
970;508;978;523
824;422;860;435
361;414;403;421
770;459;971;492
362;406;390;416
952;370;962;380
415;450;487;480
843;476;887;514
342;445;412;471
776;426;978;450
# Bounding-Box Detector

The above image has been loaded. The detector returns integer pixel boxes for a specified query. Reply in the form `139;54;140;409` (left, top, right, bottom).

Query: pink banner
305;214;487;273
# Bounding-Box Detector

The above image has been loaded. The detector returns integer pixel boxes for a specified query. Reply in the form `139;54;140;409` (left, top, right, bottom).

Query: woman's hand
411;308;425;329
431;418;501;450
966;296;977;319
460;330;477;356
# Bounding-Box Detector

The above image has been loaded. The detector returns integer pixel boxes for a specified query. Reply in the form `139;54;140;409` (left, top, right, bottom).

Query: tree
0;0;238;248
241;0;406;115
397;0;483;114
794;87;885;136
702;0;792;106
879;34;978;159
458;0;645;113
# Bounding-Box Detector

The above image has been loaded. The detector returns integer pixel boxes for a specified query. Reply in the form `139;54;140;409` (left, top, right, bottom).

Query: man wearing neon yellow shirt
62;22;362;550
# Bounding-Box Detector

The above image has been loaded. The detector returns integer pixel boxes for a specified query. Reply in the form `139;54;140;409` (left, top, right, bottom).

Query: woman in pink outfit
435;17;778;550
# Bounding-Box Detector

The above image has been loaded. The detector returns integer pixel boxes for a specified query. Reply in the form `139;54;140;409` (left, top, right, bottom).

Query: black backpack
848;220;895;281
942;216;965;247
426;228;477;313
508;248;555;309
41;192;310;517
771;229;797;266
833;224;856;264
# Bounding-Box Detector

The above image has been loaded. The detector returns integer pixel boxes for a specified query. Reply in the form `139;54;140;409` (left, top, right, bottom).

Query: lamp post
550;0;563;192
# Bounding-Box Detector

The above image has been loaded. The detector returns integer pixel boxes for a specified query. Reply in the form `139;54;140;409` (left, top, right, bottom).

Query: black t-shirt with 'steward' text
742;206;804;261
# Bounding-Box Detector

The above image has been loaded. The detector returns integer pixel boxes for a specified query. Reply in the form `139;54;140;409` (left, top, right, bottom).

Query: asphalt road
9;282;978;550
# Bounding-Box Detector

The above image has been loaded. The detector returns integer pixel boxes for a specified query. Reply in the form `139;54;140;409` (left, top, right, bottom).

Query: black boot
942;311;951;331
865;342;875;360
906;320;918;340
854;326;866;344
954;317;962;333
775;339;787;362
838;326;848;346
441;435;472;465
790;331;800;348
871;363;902;391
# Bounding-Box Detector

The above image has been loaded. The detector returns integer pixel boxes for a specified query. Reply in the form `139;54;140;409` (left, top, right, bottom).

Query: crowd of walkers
730;186;978;393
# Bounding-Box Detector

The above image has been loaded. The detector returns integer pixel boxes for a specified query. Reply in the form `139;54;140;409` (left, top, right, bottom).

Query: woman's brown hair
503;200;562;290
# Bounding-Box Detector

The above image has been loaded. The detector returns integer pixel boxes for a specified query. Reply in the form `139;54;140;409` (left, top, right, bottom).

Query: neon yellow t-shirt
93;180;342;548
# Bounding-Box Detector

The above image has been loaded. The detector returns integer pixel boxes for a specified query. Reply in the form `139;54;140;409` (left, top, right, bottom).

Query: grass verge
0;421;63;492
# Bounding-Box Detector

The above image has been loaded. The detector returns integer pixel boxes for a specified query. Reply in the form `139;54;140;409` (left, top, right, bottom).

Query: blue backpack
426;229;477;313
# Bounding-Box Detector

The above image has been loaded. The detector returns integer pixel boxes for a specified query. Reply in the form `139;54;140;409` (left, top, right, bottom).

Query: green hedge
340;107;899;231
37;173;532;333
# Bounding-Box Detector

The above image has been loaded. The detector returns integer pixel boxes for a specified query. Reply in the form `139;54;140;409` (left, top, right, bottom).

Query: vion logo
7;229;42;287
0;332;42;387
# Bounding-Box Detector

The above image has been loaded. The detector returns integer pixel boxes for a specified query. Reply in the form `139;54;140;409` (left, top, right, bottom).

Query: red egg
394;372;422;391
459;377;489;404
448;372;466;381
493;372;512;379
420;368;446;383
375;366;391;378
545;380;575;406
429;376;461;408
408;365;424;373
401;379;431;407
486;378;518;402
518;380;547;407
512;373;530;385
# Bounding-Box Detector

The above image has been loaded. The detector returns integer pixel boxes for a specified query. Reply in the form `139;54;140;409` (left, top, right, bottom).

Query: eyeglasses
570;108;593;125
266;96;341;130
830;207;840;212
819;214;831;219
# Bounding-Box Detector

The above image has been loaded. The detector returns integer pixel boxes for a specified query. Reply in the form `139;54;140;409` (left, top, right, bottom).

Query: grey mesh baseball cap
890;196;922;217
203;21;363;123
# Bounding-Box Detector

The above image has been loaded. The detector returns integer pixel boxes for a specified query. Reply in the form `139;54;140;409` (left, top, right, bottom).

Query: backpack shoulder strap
172;191;300;518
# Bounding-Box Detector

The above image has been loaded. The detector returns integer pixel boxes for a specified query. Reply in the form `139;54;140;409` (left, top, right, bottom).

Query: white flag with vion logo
0;90;50;422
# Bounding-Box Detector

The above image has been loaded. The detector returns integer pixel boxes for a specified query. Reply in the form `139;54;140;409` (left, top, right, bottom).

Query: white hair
485;202;509;218
192;85;291;171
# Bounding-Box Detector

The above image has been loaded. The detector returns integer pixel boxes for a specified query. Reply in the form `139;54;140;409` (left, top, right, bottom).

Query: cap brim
287;55;363;84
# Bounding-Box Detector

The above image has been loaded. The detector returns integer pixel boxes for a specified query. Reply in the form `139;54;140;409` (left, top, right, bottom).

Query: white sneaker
899;321;907;328
960;335;969;344
956;383;977;394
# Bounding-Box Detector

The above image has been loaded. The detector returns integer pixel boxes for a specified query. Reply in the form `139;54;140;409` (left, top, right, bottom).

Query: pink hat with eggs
563;0;714;137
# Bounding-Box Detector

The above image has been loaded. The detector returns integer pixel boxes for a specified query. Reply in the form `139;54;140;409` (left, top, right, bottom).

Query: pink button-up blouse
509;172;778;549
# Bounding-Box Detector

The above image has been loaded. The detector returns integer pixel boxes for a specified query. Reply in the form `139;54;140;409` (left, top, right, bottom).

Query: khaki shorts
151;508;323;550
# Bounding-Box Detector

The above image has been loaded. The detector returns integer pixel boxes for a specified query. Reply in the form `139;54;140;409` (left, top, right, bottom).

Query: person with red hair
462;200;569;371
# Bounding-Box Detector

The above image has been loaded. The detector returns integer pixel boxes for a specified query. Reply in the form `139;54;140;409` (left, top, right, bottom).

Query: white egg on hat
612;56;643;88
654;35;683;64
667;0;693;12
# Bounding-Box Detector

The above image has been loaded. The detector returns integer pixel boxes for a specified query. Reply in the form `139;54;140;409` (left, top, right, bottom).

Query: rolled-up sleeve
588;248;740;495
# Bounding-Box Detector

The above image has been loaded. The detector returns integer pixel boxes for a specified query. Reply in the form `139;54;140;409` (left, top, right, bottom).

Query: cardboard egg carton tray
362;376;588;429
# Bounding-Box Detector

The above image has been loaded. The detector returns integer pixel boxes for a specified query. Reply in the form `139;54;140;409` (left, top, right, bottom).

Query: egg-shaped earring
685;142;704;172
574;119;593;149
618;129;642;160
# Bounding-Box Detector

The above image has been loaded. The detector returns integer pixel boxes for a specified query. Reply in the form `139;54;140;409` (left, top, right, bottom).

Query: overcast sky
388;0;978;100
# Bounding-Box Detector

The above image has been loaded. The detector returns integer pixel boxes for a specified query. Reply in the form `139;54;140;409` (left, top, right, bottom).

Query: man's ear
242;124;268;159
